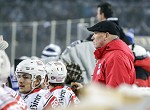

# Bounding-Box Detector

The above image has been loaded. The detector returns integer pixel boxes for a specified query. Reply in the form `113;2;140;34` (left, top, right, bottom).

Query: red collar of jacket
94;45;108;59
94;39;120;59
94;39;134;61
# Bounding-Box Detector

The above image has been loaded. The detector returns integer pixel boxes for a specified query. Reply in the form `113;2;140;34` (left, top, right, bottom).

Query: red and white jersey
0;87;26;110
21;88;59;110
2;85;28;110
49;86;80;108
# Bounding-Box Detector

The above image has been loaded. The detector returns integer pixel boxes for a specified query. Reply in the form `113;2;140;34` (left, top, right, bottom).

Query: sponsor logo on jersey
59;89;66;105
44;92;51;99
30;94;41;109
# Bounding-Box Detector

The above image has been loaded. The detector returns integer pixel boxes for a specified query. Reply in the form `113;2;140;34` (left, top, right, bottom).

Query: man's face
97;7;105;22
91;32;106;48
16;72;32;94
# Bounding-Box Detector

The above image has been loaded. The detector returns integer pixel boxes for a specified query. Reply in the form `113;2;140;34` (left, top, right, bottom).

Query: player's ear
104;32;109;41
34;75;41;87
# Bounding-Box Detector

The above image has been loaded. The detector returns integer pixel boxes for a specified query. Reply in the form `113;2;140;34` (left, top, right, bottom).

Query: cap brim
87;22;102;32
87;27;98;32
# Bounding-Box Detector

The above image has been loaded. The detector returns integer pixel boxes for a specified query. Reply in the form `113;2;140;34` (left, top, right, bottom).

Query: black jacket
107;17;132;45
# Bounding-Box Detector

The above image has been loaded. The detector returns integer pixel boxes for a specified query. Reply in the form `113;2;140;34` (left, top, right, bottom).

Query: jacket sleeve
105;55;133;88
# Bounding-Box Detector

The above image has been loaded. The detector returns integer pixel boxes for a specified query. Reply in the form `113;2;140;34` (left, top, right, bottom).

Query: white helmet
15;59;46;85
45;61;67;83
128;44;147;57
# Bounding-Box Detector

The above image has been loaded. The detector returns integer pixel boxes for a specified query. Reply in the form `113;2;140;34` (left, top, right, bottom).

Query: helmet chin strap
31;77;44;90
25;75;45;95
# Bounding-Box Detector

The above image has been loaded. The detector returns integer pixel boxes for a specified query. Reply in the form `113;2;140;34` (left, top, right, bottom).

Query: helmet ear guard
45;61;67;84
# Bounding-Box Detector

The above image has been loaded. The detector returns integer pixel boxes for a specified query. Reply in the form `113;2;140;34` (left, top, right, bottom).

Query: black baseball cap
87;21;120;37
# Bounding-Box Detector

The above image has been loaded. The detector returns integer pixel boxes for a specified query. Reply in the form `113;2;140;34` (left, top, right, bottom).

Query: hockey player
129;44;150;87
0;36;27;110
45;61;80;108
15;59;59;110
0;86;27;110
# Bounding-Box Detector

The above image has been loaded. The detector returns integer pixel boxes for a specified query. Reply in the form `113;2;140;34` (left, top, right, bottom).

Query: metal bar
11;22;16;65
77;18;85;40
66;19;72;46
31;22;38;56
90;17;96;26
50;20;56;44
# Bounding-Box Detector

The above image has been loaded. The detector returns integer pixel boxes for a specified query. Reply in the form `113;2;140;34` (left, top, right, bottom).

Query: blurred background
0;0;150;64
